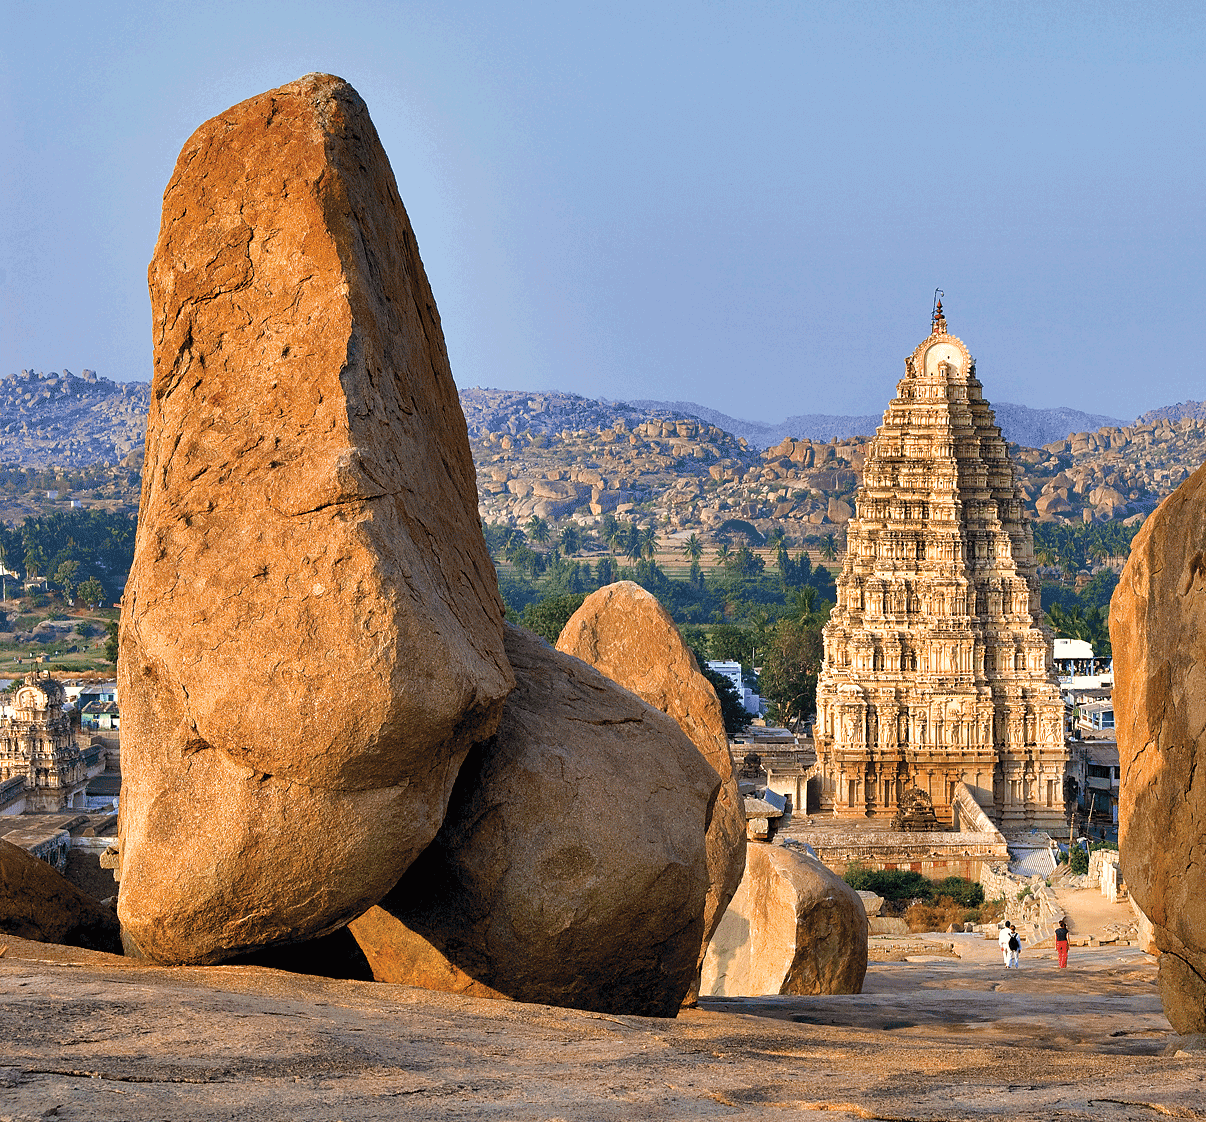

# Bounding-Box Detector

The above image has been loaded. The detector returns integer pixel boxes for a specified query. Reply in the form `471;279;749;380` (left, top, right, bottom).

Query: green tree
709;623;751;663
519;594;588;643
54;558;80;600
104;619;119;664
819;532;838;561
759;615;825;730
526;516;550;545
559;524;581;555
77;577;107;609
681;533;703;563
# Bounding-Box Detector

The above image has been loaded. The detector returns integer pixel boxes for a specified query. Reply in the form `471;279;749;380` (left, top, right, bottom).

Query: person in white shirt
998;922;1013;967
1008;924;1021;968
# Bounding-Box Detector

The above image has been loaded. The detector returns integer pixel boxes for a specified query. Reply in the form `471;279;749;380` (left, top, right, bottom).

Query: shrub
932;876;984;907
1069;845;1089;875
843;866;936;902
843;866;983;907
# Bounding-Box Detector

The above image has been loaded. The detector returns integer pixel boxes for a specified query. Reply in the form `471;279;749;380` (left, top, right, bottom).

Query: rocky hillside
3;378;1204;544
0;369;149;469
469;390;1206;544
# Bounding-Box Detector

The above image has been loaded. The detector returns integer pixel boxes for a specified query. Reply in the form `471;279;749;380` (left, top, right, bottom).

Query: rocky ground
1;935;1198;1121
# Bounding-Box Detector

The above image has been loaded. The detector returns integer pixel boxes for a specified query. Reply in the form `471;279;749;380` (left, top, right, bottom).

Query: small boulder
555;581;745;999
349;624;719;1017
0;840;122;954
700;843;867;997
117;74;513;964
1111;460;1206;1033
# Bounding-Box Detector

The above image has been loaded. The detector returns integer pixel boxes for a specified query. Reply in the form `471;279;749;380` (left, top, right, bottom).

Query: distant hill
630;398;1127;451
1138;400;1206;426
0;368;149;469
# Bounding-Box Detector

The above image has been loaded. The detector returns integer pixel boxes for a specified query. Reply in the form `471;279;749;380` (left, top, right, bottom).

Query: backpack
1008;933;1020;952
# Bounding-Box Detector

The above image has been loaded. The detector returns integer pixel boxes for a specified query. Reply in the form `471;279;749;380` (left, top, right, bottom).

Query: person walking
998;922;1013;968
1007;923;1022;968
1055;918;1070;968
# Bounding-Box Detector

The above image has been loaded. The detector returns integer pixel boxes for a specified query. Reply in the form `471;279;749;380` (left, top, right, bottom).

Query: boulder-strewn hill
0;369;149;469
1137;400;1206;426
4;377;1203;545
468;389;1206;544
630;398;1126;451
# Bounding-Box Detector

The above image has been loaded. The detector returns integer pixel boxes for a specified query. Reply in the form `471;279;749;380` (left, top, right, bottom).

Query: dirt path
1048;880;1136;938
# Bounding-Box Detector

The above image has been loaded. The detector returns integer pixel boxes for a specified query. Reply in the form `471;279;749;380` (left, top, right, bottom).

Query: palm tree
624;524;644;563
714;542;731;569
681;533;703;563
526;516;550;545
640;526;658;560
820;533;838;561
559;524;581;555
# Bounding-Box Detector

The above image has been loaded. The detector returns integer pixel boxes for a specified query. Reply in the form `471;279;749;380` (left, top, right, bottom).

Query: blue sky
1;1;1202;422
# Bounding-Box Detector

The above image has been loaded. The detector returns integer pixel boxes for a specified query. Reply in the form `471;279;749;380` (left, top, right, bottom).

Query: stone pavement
0;933;1201;1121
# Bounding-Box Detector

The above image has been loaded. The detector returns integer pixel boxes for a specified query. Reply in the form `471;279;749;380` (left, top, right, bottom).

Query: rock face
1111;461;1206;1033
700;843;867;997
0;839;122;953
117;74;514;964
555;581;746;997
349;624;720;1017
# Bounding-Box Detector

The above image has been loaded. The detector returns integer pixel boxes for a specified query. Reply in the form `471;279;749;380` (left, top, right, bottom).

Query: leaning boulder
349;624;719;1017
700;842;867;997
1111;461;1206;1033
117;73;514;964
0;840;122;954
555;581;746;999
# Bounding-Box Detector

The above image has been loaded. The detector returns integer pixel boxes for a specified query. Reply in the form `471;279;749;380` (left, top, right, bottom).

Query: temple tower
0;669;86;811
814;302;1068;833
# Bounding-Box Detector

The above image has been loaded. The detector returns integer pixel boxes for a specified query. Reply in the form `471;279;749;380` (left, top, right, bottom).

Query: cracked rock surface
349;623;718;1017
117;73;513;964
556;580;746;1001
0;934;1193;1121
1111;459;1206;1033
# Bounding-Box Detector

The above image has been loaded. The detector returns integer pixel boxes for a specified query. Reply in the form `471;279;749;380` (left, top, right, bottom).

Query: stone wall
978;861;1063;945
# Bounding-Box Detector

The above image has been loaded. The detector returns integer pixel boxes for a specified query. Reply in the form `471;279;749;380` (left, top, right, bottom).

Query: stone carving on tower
0;670;86;811
814;301;1068;833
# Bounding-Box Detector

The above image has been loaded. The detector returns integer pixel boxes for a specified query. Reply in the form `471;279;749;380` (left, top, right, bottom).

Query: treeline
1034;520;1143;657
0;462;140;498
1033;520;1141;575
485;516;835;729
0;509;136;604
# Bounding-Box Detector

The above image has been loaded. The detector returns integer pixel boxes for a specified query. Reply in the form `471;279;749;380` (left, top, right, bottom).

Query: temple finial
931;288;946;335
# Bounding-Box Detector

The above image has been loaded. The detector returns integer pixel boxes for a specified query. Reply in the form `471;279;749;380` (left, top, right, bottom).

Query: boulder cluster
3;74;871;1014
103;74;746;1017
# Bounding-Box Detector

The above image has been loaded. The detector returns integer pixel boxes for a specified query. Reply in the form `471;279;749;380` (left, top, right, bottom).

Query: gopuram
0;670;87;811
813;301;1068;834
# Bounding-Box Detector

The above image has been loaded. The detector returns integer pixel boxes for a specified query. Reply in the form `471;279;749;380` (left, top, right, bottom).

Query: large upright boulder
1;840;122;954
117;74;514;964
700;842;867;997
349;624;720;1017
555;581;746;998
1111;462;1206;1033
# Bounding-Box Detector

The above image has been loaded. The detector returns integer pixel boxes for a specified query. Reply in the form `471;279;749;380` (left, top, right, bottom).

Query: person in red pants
1055;918;1070;968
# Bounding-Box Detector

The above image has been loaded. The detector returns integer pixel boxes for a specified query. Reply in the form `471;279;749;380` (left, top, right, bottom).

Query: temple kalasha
813;303;1068;834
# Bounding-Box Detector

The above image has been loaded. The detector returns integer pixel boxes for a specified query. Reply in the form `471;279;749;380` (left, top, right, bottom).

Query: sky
1;1;1202;423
